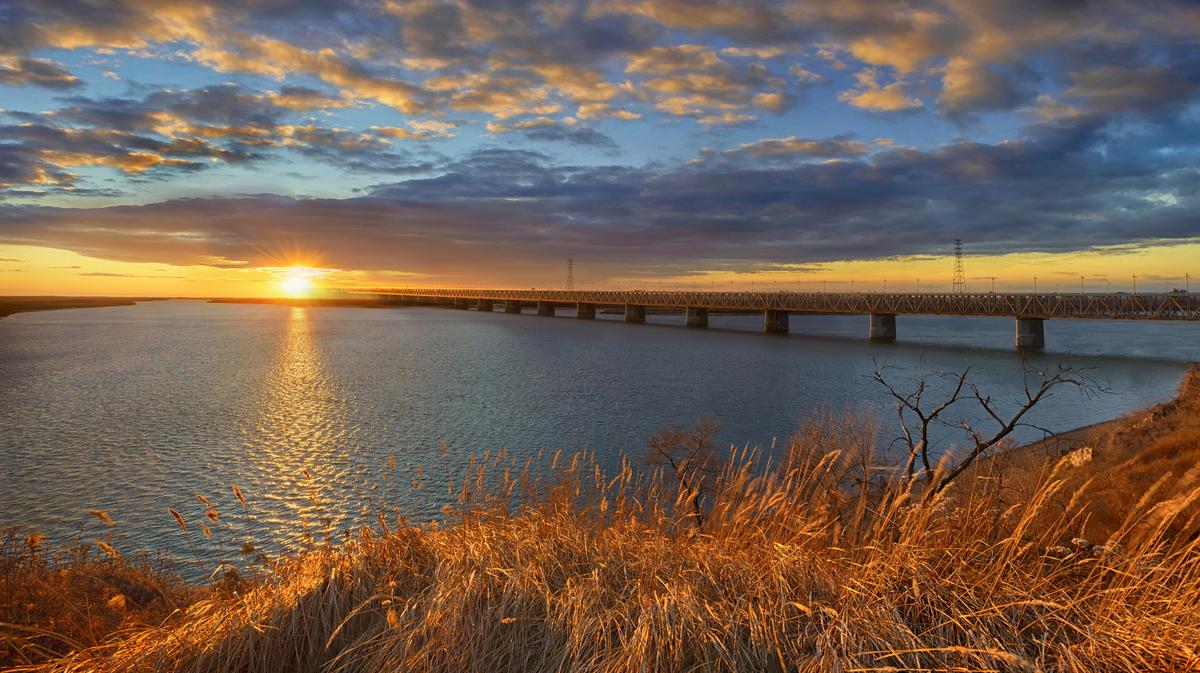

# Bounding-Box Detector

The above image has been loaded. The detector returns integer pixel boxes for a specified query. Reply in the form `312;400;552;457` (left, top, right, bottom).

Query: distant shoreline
207;297;400;309
0;296;396;319
0;296;166;319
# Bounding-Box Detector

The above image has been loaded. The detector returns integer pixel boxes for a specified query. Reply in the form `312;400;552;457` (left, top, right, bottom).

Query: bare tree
647;416;722;528
873;359;1103;496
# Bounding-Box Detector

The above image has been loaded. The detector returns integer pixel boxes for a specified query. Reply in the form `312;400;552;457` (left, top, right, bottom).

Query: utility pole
952;239;966;294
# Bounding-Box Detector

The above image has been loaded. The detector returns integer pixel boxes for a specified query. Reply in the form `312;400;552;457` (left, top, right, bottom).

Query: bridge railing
358;288;1200;321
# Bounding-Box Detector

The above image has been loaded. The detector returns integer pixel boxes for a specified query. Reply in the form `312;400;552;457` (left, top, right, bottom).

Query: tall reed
25;415;1200;673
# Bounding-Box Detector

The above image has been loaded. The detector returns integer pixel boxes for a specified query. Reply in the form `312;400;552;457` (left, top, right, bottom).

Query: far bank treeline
0;297;164;318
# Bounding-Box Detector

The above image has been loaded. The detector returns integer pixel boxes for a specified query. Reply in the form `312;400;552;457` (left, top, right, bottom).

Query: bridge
359;288;1200;349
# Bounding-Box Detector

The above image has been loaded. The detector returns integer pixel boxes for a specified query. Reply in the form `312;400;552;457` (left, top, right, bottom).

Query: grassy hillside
3;369;1199;672
985;365;1200;543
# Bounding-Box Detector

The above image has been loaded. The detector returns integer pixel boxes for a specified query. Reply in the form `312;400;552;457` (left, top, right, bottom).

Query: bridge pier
1015;318;1045;349
763;310;789;334
685;307;708;328
453;298;470;310
505;300;523;314
537;301;556;317
477;299;493;312
869;313;897;341
625;305;646;323
576;303;596;319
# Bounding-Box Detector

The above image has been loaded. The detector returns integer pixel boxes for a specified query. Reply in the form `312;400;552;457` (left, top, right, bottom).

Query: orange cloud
839;69;922;111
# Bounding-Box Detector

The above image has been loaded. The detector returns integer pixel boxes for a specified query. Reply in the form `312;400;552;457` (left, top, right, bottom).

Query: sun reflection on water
241;307;358;551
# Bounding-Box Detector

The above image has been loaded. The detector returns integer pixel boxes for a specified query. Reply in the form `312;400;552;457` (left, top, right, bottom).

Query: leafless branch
872;359;1105;496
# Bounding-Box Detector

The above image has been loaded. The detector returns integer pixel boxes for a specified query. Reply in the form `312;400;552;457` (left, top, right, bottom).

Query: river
1;300;1196;574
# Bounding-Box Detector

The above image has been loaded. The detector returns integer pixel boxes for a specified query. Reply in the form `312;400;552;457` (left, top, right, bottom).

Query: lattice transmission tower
566;258;575;290
952;239;966;293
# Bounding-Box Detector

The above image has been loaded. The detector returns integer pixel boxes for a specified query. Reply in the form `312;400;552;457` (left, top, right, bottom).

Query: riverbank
981;362;1200;542
3;368;1198;671
0;297;164;319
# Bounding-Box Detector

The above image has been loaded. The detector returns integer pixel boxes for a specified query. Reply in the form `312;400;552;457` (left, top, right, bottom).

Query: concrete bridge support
869;313;897;341
685;307;709;328
763;310;789;334
477;299;493;312
505;300;523;314
1015;318;1045;349
537;301;556;317
453;298;470;310
625;305;646;323
576;303;596;319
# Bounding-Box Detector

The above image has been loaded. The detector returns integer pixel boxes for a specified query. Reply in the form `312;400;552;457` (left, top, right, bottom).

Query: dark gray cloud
0;57;80;89
488;118;619;152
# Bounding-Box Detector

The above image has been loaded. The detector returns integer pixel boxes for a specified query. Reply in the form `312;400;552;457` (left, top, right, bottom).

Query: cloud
0;257;25;262
0;56;81;89
2;114;1197;282
0;83;452;192
1064;61;1200;115
936;58;1036;121
78;271;185;278
279;124;438;173
486;117;619;151
0;121;230;188
2;0;1197;135
704;135;871;162
266;86;353;112
371;121;458;141
838;68;922;112
626;44;794;121
0;0;1198;287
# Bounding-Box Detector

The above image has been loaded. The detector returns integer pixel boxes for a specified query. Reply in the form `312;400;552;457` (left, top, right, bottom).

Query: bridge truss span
363;288;1200;322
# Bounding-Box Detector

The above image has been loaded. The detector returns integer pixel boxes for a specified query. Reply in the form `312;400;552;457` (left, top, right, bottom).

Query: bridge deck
362;288;1200;321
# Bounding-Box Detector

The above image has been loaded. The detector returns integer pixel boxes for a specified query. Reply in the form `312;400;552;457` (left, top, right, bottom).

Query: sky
0;0;1198;297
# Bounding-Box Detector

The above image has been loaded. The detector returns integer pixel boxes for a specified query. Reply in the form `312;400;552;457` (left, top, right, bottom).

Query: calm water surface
1;300;1197;573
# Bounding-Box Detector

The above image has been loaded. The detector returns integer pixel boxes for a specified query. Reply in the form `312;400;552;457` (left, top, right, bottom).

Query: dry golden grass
986;365;1200;544
0;529;198;668
12;411;1200;673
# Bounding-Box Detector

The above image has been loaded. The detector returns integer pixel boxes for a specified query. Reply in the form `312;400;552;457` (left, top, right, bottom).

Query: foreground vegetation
3;367;1199;672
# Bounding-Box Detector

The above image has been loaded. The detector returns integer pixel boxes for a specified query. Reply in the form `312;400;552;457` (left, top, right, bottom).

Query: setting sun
280;270;315;297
